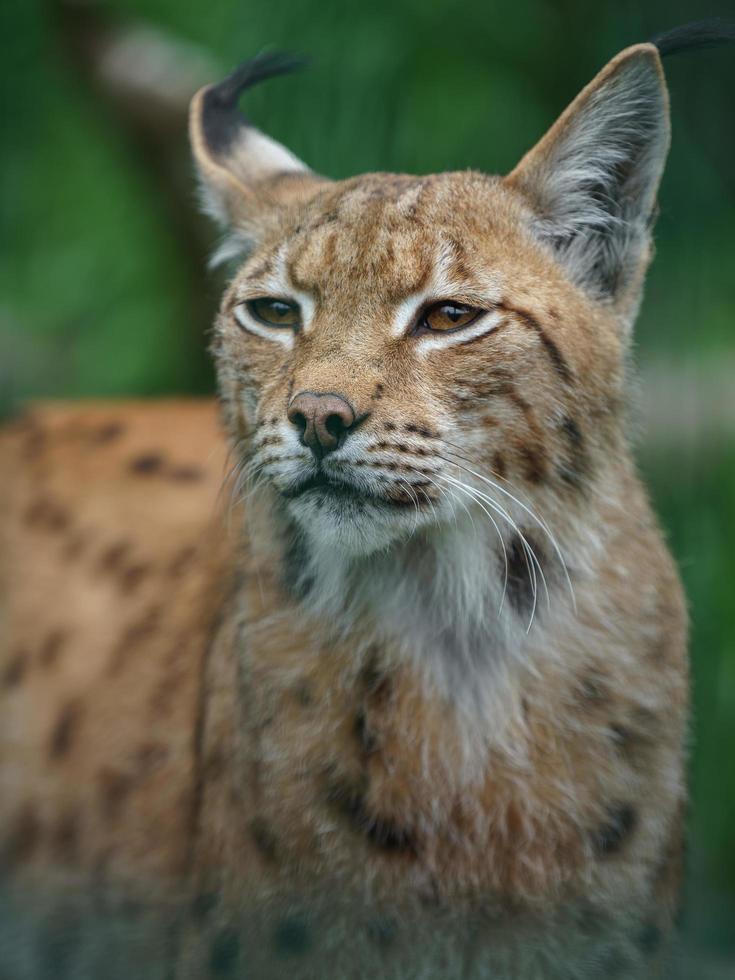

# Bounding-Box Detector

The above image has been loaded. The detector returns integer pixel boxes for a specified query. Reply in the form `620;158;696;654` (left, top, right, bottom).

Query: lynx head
190;46;669;562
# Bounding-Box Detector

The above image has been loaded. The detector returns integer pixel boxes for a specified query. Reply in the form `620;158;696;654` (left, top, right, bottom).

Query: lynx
5;21;724;980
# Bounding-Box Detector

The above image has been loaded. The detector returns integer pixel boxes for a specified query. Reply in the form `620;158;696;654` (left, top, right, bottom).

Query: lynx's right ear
189;53;327;262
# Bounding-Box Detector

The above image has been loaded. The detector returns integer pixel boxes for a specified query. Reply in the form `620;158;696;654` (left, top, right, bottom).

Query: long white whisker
435;473;511;618
439;448;576;614
397;478;422;537
439;471;550;630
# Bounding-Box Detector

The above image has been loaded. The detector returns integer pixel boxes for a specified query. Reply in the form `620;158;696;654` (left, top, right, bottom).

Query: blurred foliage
2;0;735;964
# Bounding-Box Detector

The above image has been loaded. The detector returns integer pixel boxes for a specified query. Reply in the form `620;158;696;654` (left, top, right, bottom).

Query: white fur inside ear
208;230;256;269
227;127;307;184
513;51;669;304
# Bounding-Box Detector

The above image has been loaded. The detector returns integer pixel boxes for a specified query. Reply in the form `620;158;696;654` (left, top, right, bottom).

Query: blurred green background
1;0;734;972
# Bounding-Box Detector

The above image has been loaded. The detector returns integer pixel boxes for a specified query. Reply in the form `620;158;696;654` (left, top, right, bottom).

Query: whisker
435;473;511;618
441;470;549;615
438;471;551;630
437;446;576;614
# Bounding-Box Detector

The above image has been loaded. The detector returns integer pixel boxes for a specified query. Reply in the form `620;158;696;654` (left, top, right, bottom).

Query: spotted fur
0;36;691;980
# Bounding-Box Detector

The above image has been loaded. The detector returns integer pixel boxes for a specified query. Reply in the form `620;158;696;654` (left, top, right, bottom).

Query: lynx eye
422;302;483;333
244;297;301;329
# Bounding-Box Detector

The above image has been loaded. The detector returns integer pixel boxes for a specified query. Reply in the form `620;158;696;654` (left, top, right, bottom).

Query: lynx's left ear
190;53;327;263
506;43;669;323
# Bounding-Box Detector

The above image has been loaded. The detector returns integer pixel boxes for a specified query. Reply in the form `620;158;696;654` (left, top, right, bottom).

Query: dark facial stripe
498;302;573;384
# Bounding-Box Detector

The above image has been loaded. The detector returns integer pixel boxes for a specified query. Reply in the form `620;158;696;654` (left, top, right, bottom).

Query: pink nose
287;392;356;459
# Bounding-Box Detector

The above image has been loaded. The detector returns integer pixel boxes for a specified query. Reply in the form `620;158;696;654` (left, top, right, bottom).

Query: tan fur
1;43;687;980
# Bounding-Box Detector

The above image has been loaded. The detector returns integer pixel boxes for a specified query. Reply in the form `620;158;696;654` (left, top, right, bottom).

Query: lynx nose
287;392;356;459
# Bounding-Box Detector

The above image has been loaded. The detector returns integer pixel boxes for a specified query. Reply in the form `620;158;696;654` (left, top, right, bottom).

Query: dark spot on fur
250;817;279;863
384;421;396;431
492;452;507;479
108;604;162;674
168;544;197;577
591;804;637;857
51;810;80;863
49;700;83;759
373;383;384;400
129;453;164;475
609;723;635;753
209;928;240;975
517;443;547;484
282;528;313;599
561;414;583;448
97;768;134;819
404;423;436;438
359;657;393;707
119;561;151;595
608;719;656;763
38;629;67;669
97;540;131;573
93;421;124;444
636;921;663;955
293;679;315;707
203;748;227;782
505;533;545;618
0;804;40;868
559;414;590;489
575;670;611;706
327;780;416;856
355;710;378;754
2;649;28;688
24;497;69;532
273;915;311;956
169;464;205;482
61;529;91;562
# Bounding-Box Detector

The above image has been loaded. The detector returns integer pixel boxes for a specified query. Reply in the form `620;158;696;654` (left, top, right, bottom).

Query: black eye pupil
444;305;465;322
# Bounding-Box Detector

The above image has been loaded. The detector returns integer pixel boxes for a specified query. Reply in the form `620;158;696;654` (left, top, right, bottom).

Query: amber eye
244;297;301;329
421;302;483;333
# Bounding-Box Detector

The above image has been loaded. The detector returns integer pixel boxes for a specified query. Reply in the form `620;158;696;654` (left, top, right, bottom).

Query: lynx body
1;37;689;980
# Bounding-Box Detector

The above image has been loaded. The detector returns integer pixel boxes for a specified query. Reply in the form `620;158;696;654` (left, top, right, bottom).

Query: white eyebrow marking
234;244;316;340
390;239;503;343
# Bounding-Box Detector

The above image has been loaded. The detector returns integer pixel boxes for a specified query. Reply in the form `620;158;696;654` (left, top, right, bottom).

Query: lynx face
192;48;668;559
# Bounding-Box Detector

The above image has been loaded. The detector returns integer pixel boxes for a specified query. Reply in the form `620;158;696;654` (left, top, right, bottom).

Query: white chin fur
286;492;430;557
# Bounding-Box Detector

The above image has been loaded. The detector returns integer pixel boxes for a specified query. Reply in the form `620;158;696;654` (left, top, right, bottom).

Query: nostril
324;413;347;439
287;392;356;458
290;410;307;436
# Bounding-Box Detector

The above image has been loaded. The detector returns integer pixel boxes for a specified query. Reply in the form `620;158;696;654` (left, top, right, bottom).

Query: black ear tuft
202;51;308;154
652;18;735;57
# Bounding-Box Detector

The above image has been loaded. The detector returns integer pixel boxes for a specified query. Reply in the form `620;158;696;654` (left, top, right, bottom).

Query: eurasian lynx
5;23;716;980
